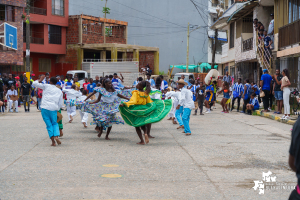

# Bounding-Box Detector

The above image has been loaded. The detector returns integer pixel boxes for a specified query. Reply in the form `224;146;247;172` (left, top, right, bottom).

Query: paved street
0;104;296;200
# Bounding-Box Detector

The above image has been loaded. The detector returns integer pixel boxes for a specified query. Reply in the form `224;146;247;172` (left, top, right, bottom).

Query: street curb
216;99;296;126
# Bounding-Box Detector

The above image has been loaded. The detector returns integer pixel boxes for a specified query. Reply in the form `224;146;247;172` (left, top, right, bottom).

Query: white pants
79;111;88;124
8;100;18;112
67;105;76;121
168;99;178;121
283;87;290;115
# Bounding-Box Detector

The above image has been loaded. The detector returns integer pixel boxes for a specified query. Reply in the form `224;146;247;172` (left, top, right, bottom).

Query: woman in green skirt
119;81;172;145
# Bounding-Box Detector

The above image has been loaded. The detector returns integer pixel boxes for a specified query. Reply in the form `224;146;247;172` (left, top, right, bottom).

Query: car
66;70;88;89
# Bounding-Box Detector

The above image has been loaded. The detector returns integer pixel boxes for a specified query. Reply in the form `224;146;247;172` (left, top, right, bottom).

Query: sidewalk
215;96;297;125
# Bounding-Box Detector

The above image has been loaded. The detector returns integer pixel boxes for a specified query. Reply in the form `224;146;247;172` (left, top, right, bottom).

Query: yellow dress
119;90;172;127
125;91;153;107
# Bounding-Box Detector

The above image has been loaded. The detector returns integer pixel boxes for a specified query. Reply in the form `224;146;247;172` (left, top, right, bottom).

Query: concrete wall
68;0;208;73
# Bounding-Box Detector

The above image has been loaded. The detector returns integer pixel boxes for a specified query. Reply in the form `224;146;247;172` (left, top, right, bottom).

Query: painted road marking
102;164;119;167
101;174;123;178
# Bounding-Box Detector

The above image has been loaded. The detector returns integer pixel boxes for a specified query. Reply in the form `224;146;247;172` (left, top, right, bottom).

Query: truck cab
66;70;88;89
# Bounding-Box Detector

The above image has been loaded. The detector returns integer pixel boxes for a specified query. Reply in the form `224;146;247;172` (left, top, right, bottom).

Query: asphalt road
0;104;296;200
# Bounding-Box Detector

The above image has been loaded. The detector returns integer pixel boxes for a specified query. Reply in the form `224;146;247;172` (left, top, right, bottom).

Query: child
218;82;230;113
21;77;32;112
246;93;260;115
190;80;200;115
196;82;205;115
87;78;96;94
119;81;172;144
78;90;89;128
63;84;82;123
7;85;18;112
204;81;214;114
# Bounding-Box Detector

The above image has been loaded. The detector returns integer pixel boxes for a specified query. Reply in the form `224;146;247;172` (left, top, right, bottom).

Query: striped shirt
252;84;260;95
233;83;244;97
250;98;259;108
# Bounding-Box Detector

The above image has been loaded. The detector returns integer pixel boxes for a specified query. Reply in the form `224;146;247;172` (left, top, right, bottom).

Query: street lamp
186;23;201;72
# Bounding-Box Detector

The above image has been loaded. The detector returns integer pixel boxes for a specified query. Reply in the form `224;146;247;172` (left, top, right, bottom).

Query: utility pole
186;23;201;73
211;29;218;69
25;0;30;83
186;23;190;73
103;0;108;44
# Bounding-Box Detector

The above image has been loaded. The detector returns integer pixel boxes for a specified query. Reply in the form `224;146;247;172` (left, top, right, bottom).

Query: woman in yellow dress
119;81;172;145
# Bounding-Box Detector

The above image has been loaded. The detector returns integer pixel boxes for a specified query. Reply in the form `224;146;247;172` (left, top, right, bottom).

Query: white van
173;73;194;82
66;70;88;89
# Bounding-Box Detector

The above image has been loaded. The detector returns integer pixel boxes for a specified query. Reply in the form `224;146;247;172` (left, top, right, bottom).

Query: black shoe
230;108;233;111
25;109;27;112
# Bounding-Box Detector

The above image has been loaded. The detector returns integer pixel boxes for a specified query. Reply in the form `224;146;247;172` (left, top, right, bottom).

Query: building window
52;0;64;16
39;58;51;72
0;5;15;22
289;0;300;23
229;23;234;49
48;25;61;44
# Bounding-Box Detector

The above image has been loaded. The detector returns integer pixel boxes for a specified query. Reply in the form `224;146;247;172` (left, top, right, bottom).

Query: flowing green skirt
119;99;172;127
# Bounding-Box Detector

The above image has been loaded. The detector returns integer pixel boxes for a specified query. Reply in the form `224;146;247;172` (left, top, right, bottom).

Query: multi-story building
21;0;69;77
207;0;230;70
0;0;26;74
211;0;274;84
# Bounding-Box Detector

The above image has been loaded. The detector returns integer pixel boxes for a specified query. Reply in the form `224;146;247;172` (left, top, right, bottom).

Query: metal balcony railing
24;7;47;15
243;37;253;52
23;37;44;44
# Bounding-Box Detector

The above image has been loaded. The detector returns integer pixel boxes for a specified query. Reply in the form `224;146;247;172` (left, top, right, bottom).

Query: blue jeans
175;106;183;126
41;109;59;138
37;98;42;110
182;108;191;133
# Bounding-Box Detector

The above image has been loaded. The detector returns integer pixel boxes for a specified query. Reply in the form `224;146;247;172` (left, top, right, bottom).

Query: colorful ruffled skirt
119;99;172;127
81;99;125;129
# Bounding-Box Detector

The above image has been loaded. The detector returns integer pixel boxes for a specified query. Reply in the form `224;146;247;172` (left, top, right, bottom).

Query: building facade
21;0;69;77
0;0;26;74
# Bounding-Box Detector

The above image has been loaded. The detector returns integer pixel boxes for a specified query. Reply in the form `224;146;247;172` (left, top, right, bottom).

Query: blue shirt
65;81;73;89
233;83;244;97
206;85;214;98
250;98;259;108
112;78;124;90
133;80;139;87
244;83;251;99
264;35;272;49
190;85;199;101
261;74;272;91
252;84;260;95
87;83;96;93
147;79;155;88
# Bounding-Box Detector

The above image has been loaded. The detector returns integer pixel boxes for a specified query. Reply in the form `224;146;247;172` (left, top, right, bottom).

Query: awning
210;2;247;30
209;36;227;42
170;65;198;70
226;1;259;23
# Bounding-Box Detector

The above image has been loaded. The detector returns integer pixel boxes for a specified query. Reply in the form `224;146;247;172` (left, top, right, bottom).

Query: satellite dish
205;69;219;84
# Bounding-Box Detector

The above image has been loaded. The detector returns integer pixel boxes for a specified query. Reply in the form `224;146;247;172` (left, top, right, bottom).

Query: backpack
37;88;43;98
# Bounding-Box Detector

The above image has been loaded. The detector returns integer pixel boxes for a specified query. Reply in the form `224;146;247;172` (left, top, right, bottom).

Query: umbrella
199;63;211;68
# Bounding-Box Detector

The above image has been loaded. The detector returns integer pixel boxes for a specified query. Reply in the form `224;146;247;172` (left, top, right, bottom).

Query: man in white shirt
268;13;274;49
166;90;181;124
7;85;18;112
176;79;194;136
33;75;63;146
63;84;82;123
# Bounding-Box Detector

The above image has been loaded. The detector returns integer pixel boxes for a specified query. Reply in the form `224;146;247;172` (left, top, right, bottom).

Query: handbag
260;90;265;98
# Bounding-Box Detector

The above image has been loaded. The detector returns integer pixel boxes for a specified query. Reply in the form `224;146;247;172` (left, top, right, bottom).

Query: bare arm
117;93;130;100
89;93;101;104
84;90;97;101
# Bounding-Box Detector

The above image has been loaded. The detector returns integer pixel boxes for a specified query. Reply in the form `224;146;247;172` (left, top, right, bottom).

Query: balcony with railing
24;6;47;16
242;37;253;52
279;19;300;49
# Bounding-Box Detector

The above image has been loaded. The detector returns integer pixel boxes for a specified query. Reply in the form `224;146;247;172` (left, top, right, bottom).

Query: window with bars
229;22;235;49
39;58;51;72
288;0;300;23
0;4;15;22
48;25;61;44
52;0;64;16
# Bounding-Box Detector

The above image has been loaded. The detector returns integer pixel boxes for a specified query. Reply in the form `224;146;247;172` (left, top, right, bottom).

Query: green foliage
105;27;112;36
102;7;110;15
159;71;165;75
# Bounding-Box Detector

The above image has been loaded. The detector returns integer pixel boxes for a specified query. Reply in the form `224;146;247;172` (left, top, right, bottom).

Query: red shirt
83;82;90;91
